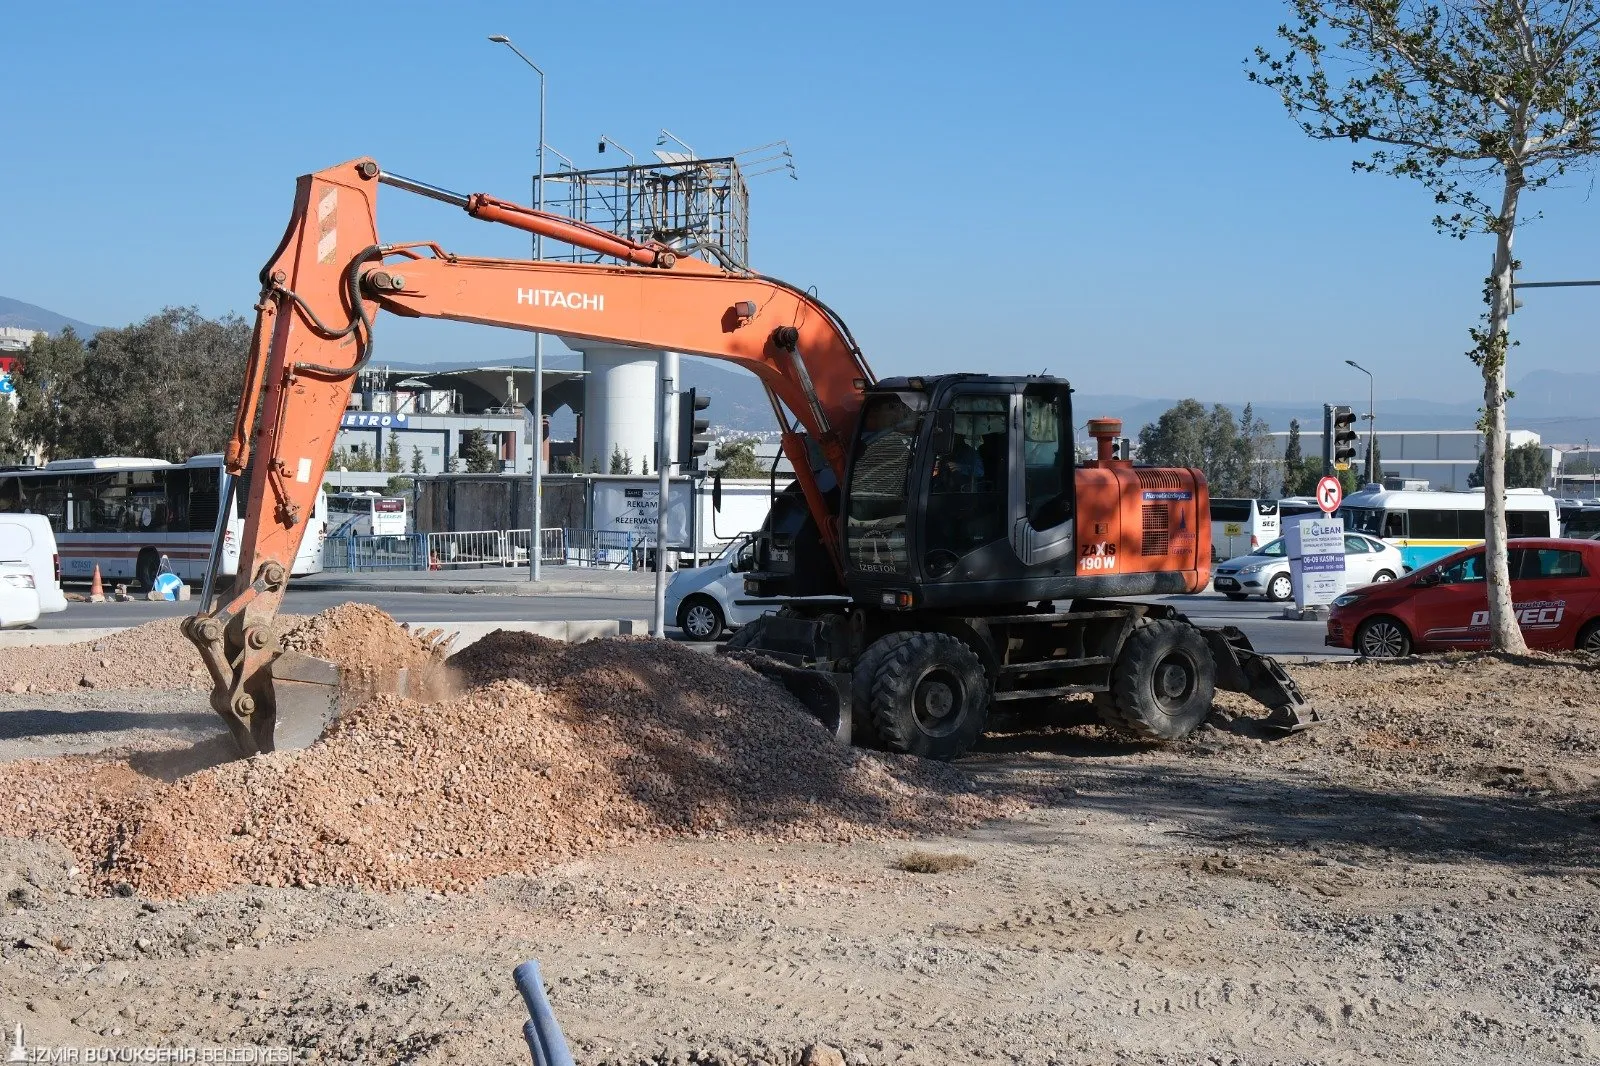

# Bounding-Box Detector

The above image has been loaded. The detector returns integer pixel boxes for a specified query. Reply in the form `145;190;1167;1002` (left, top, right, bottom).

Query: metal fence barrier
426;530;512;568
322;534;427;571
323;528;601;571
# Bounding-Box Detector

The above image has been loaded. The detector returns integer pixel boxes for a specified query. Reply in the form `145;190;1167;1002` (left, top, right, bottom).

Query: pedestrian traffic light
677;388;712;471
1332;405;1358;472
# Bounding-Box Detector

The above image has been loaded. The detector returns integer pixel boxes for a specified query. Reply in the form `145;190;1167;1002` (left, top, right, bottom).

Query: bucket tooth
261;651;342;753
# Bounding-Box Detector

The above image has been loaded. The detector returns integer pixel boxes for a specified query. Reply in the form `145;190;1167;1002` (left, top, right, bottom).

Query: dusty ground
2;633;1599;1065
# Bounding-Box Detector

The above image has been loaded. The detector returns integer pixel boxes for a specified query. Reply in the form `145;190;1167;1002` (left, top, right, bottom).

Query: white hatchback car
666;534;766;641
1212;533;1405;602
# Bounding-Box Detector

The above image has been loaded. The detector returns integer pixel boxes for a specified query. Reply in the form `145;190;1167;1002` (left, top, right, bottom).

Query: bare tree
1251;0;1600;652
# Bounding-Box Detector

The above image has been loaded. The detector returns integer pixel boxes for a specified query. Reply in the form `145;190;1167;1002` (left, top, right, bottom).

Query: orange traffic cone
89;564;106;603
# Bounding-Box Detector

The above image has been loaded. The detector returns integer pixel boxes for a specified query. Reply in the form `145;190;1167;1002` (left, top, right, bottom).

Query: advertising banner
1286;514;1346;607
590;479;695;548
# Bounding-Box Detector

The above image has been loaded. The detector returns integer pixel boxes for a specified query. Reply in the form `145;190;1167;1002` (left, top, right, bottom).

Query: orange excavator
186;157;1316;759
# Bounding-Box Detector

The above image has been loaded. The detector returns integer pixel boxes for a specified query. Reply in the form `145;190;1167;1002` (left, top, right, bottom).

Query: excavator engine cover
260;651;342;752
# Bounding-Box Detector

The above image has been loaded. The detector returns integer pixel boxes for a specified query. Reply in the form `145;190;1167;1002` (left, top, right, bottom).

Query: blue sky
3;0;1597;407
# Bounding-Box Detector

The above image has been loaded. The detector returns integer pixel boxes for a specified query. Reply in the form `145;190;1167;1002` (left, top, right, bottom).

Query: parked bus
1210;497;1280;561
326;492;409;538
0;455;326;588
1337;486;1557;571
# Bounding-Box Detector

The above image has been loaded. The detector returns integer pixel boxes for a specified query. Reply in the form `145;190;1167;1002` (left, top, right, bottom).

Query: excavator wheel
870;632;988;761
851;632;917;749
1103;620;1215;741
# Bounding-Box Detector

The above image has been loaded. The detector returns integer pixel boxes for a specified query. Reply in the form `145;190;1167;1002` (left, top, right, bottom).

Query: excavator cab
843;376;1082;610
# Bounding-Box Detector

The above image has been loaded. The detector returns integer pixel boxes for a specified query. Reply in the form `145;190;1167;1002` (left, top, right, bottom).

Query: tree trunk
1482;173;1526;654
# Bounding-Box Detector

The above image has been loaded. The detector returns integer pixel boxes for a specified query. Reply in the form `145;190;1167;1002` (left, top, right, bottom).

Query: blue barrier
513;960;575;1066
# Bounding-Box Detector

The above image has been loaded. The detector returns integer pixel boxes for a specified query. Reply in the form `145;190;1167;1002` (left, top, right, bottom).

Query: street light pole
489;34;546;583
1345;359;1376;484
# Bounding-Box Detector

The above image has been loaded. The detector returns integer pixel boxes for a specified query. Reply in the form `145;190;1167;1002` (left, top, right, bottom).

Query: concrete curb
0;627;131;648
0;620;654;650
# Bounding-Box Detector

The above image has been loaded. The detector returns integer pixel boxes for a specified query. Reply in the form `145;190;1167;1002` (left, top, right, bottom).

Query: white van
0;513;67;614
1210;498;1280;562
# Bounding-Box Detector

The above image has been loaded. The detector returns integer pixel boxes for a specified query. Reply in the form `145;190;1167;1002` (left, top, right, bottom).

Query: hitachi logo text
517;289;604;311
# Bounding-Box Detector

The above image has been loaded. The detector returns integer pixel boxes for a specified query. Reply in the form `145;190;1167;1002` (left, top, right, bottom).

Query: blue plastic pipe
513;960;575;1066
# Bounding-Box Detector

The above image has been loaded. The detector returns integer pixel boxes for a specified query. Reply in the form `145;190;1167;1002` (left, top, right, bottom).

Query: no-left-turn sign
1317;475;1343;514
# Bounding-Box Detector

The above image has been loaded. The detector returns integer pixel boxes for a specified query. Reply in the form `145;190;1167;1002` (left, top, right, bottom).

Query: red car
1326;538;1600;657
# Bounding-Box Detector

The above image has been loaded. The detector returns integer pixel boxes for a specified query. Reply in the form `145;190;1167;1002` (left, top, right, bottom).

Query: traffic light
1332;405;1358;472
677;388;712;471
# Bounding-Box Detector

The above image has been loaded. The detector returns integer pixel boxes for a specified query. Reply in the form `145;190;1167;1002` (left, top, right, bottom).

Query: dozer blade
258;650;342;753
727;651;852;745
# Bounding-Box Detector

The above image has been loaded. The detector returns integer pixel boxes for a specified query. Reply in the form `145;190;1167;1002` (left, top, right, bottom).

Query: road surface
39;586;1346;658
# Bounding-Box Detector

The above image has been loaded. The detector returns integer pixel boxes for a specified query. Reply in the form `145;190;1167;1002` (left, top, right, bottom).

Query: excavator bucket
260;651;342;752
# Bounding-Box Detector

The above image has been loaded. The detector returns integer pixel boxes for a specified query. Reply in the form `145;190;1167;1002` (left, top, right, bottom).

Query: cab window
925;394;1008;557
1022;387;1071;528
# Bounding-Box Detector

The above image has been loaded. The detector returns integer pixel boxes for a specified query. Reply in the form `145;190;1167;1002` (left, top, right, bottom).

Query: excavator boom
187;157;873;755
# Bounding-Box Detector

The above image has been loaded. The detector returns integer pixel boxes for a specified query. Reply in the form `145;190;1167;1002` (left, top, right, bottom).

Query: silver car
1211;534;1405;602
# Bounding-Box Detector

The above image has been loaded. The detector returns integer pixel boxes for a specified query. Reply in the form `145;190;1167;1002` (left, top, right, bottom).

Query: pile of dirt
0;619;1024;898
279;603;452;698
0;618;211;694
1198;651;1600;799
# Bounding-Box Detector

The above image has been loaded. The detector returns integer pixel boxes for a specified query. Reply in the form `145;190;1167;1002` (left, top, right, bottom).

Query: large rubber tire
1266;572;1293;602
677;595;724;642
870;632;989;760
1371;570;1397;583
1104;620;1215;741
1354;616;1411;658
136;548;161;593
851;632;917;749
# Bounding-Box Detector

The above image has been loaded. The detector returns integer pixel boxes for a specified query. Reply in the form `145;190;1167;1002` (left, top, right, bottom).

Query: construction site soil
2;608;1598;1064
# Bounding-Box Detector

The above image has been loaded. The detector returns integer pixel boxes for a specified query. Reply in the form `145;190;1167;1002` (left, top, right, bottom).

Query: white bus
326;492;409;538
1337;486;1558;571
0;455;326;589
1210;497;1280;561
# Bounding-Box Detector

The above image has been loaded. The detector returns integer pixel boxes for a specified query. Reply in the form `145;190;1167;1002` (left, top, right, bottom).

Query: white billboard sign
1286;514;1346;607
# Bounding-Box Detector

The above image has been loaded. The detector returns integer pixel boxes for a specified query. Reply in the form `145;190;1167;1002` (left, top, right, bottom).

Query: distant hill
0;296;103;337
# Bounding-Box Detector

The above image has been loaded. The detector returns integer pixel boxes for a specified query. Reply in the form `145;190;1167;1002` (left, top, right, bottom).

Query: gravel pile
279;603;452;699
0;619;211;694
0;619;1021;898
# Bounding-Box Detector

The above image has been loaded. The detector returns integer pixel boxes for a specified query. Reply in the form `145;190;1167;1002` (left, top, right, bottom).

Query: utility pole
489;34;547;582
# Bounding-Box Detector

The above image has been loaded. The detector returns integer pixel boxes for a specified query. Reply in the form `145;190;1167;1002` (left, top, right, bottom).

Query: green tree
14;310;248;462
460;430;499;474
410;445;425;475
1136;399;1209;471
0;400;21;465
609;444;633;475
1282;418;1317;495
14;327;89;460
714;436;766;479
384;434;402;474
1250;1;1600;650
1469;439;1550;488
1138;400;1275;496
1236;402;1279;498
1367;440;1384;485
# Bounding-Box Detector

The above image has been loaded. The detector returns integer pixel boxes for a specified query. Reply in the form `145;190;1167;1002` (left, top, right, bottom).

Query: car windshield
1250;538;1286;557
1339;506;1384;536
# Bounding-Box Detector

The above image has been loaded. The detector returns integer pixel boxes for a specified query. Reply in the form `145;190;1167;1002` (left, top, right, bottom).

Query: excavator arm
186;157;874;755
